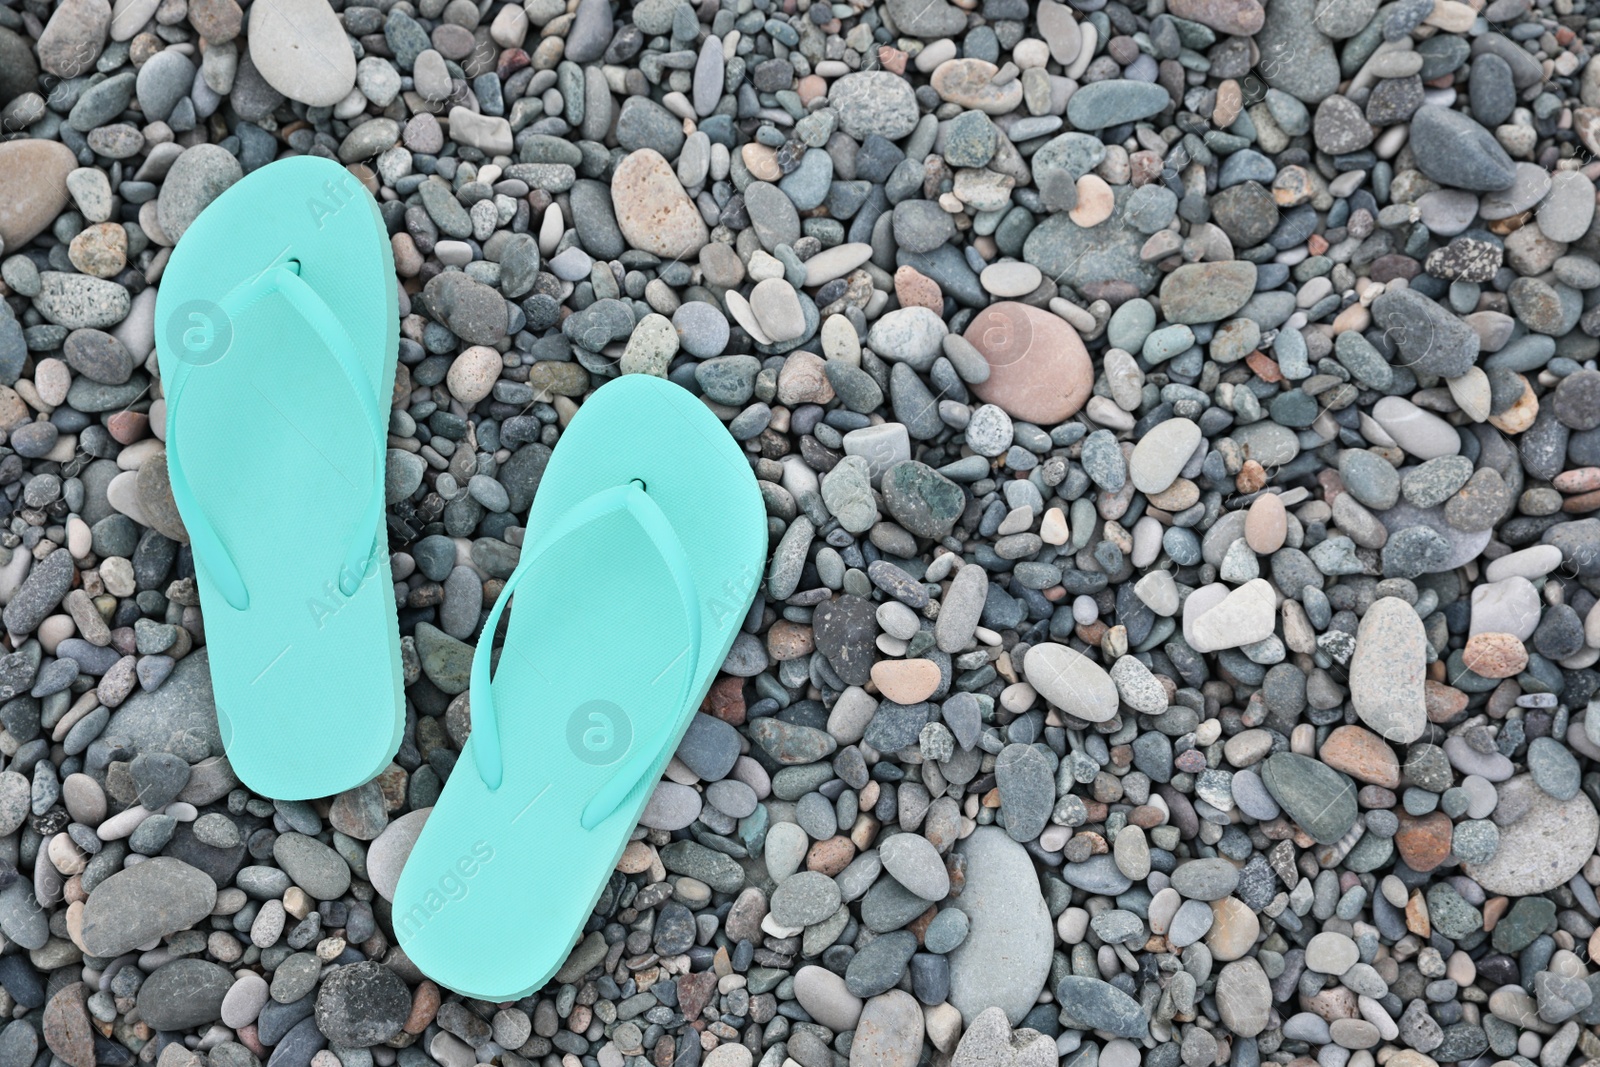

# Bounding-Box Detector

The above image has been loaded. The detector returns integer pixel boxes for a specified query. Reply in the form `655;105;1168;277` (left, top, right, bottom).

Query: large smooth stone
247;0;357;106
1260;752;1359;844
1347;597;1427;744
1464;775;1599;894
947;827;1053;1026
1022;642;1118;722
0;142;77;251
964;302;1093;424
610;149;708;260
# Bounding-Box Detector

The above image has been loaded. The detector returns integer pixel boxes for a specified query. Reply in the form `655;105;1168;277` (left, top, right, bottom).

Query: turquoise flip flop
153;155;404;801
393;374;766;1000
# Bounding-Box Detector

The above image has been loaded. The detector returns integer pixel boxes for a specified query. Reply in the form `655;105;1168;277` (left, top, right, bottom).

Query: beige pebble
1012;38;1050;68
1332;302;1370;334
616;840;656;874
1040;506;1069;545
610;148;709;259
34;358;71;407
446;345;502;405
1206;896;1260;960
47;832;87;876
66;515;91;559
740;143;781;182
1244;493;1287;553
1213;79;1242;127
37;614;76;655
871;658;941;704
1424;0;1476;30
1486;374;1538;434
68;221;128;277
284;886;313;919
1070;174;1114;227
979;260;1042;298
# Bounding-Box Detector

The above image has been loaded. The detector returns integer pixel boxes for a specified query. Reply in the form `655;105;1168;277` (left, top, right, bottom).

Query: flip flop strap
470;481;703;833
164;260;387;611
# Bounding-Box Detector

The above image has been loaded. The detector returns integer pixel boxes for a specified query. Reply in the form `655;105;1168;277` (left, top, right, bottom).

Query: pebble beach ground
3;0;1600;1063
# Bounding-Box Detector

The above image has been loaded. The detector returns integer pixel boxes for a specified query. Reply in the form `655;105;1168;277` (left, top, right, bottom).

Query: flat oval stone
1023;642;1118;722
879;833;950;901
1260;752;1358;844
1167;0;1263;33
1066;80;1172;129
965;302;1093;424
770;871;842;927
1170;858;1240;901
850;991;923;1067
610;148;708;260
947;827;1052;1026
0;141;76;251
1158;261;1256;324
1130;417;1201;494
247;0;356;106
1347;597;1427;744
1372;397;1460;461
136;959;233;1030
79;857;217;957
1464;775;1599;894
1055;976;1150;1038
794;965;863;1032
1215;959;1272;1037
994;743;1054;842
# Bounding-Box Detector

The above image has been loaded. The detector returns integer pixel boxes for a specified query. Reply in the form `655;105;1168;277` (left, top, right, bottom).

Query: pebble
1407;106;1517;191
610;149;708;260
947;828;1052;1026
1023;643;1118;722
850;991;923;1067
1348;597;1428;744
246;0;355;105
157;145;243;243
794;966;863;1032
1159;262;1257;325
1056;977;1150;1039
313;962;410;1047
1130;418;1201;494
0;0;1592;1062
830;73;920;140
1066;81;1173;130
1261;752;1358;844
1464;776;1600;893
965;303;1093;424
0;142;77;251
1215;959;1272;1036
1186;579;1277;653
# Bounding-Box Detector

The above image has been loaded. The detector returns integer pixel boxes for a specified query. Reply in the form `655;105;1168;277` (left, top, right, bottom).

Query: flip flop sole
394;375;765;999
155;156;404;800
